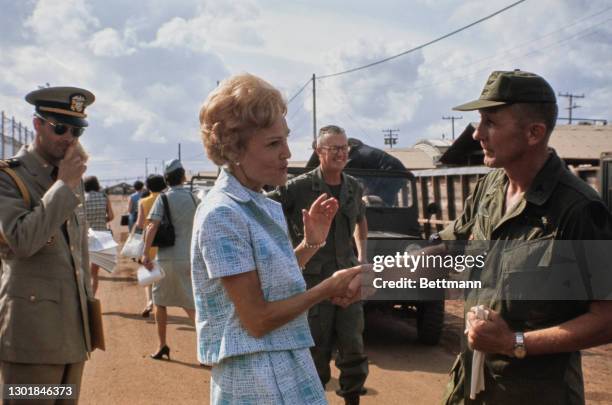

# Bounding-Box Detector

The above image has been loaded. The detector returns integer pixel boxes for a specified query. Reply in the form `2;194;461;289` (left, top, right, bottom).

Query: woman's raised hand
302;193;338;246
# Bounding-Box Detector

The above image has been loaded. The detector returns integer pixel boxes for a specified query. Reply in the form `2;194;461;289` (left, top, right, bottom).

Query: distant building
384;139;452;170
439;123;612;167
104;182;134;195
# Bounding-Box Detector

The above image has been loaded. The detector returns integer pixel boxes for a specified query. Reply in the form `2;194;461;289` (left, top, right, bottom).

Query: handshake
324;264;376;308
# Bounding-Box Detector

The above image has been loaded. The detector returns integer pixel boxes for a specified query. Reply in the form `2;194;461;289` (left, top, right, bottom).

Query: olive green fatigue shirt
267;167;365;282
439;150;612;405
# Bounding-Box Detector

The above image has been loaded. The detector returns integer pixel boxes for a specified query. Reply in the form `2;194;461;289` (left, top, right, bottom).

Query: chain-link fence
1;111;35;160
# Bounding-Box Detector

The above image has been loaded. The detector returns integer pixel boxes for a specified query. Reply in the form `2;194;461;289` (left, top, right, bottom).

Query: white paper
137;261;165;286
88;229;118;272
90;250;117;273
469;305;490;400
88;229;118;252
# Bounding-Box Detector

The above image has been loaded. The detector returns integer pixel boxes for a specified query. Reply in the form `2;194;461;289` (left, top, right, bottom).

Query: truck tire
416;300;444;345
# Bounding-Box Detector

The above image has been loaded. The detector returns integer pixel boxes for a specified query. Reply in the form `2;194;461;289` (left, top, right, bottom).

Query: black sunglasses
35;114;85;137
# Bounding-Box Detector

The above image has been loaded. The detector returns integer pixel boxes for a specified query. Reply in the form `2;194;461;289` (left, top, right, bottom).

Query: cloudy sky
1;0;611;184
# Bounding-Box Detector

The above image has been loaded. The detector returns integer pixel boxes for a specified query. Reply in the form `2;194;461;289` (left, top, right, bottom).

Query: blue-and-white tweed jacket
190;169;314;365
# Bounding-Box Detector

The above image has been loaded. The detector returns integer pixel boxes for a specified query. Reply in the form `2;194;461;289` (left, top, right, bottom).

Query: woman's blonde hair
199;73;287;166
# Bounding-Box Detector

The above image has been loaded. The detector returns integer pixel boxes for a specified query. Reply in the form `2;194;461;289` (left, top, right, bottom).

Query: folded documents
137;261;165;286
88;229;118;252
88;229;118;273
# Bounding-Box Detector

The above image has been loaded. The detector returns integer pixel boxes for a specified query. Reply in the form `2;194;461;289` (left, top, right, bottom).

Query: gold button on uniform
29;295;36;302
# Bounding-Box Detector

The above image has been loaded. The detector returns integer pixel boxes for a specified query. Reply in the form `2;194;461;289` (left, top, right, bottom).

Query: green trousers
308;300;368;398
442;354;585;405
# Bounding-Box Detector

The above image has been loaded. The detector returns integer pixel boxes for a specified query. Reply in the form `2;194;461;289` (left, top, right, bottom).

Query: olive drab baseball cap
25;86;95;127
453;69;556;111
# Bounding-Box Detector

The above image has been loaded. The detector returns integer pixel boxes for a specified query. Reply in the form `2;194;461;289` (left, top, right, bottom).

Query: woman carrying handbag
141;160;198;360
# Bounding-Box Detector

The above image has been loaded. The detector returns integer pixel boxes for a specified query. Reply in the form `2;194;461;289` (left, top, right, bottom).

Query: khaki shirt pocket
5;277;63;352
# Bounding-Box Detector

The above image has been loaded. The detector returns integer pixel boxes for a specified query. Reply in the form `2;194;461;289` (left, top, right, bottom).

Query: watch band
513;332;526;359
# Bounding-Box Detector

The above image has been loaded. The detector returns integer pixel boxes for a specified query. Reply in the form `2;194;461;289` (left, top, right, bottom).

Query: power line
286;104;312;136
184;151;206;160
382;129;399;149
288;101;308;122
287;77;313;105
317;0;527;79
558;93;585;125
377;13;612;100
442;116;463;140
394;5;612;94
316;79;371;140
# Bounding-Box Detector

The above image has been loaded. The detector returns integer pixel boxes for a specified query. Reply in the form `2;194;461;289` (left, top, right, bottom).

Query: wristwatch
513;332;526;359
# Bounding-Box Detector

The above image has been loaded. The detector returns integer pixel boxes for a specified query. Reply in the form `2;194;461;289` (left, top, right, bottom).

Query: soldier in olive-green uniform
268;125;369;405
439;70;612;404
0;86;95;404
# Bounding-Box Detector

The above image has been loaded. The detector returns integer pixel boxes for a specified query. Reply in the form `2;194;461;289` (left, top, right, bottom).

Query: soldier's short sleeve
559;200;612;300
354;180;366;221
560;200;612;240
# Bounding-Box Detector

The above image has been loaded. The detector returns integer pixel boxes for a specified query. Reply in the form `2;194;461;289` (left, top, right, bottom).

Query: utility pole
145;157;148;178
178;143;181;161
382;129;399;149
312;74;317;142
1;111;5;160
442;115;463;140
558;93;584;125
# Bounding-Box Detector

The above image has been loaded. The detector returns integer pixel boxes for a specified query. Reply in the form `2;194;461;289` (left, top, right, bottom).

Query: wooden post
420;177;430;238
432;176;442;232
461;175;470;212
446;175;456;221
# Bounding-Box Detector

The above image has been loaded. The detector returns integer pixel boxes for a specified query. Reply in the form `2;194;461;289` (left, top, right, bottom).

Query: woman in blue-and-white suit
191;73;367;405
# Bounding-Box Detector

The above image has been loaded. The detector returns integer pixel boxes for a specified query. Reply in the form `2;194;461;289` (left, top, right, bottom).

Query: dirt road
78;197;612;404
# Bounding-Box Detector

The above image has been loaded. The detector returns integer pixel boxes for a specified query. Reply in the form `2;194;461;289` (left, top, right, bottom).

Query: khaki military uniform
268;167;369;398
0;146;92;394
439;150;612;405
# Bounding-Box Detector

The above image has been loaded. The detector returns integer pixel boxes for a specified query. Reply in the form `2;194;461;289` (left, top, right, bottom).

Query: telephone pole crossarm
442;115;463;140
382;129;400;149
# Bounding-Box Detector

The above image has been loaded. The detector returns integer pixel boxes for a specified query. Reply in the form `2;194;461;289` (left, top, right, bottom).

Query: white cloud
89;28;136;57
2;0;611;181
25;0;100;44
149;1;264;53
149;16;210;52
306;38;425;148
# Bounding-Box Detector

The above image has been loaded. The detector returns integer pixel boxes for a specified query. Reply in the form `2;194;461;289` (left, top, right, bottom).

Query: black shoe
141;305;153;318
343;394;360;405
150;345;170;360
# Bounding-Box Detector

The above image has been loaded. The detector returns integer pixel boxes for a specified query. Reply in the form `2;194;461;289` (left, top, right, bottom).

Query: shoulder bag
152;194;175;247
